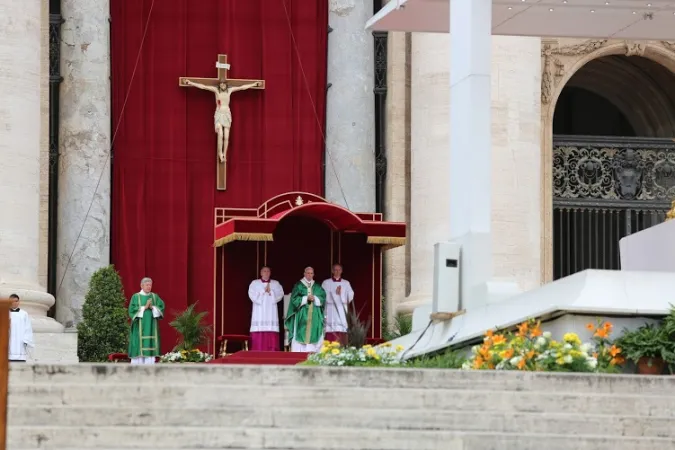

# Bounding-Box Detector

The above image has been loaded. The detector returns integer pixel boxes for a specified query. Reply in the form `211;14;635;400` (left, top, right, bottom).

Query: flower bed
160;349;213;363
306;341;405;367
462;319;623;373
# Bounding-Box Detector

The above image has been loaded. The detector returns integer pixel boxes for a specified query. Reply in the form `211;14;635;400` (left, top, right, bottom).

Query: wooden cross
179;54;265;190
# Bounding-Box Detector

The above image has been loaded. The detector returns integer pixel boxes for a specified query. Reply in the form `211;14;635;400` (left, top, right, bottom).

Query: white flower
535;337;547;347
587;358;598;369
563;355;573;364
510;356;522;366
580;343;592;354
543;331;552;339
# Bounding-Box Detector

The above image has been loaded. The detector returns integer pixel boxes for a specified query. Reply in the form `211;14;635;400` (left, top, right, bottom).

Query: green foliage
615;323;674;364
663;304;675;343
407;348;467;369
77;265;129;362
169;302;212;351
383;313;413;341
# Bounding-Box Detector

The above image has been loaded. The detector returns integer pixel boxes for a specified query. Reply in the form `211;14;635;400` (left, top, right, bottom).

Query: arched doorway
552;55;675;280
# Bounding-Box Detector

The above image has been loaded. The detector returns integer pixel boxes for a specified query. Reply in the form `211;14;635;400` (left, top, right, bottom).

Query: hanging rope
280;0;351;210
56;0;156;298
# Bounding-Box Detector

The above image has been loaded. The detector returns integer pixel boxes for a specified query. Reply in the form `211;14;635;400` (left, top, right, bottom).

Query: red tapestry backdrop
110;0;328;352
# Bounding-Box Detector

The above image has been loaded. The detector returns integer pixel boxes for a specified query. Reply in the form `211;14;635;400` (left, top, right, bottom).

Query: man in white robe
8;294;34;362
248;266;284;351
321;264;354;345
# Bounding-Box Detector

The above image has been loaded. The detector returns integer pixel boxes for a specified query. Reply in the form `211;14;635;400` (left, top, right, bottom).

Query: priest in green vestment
285;266;326;353
128;277;165;364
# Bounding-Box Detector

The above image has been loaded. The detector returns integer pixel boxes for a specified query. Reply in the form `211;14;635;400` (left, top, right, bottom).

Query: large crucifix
179;54;265;190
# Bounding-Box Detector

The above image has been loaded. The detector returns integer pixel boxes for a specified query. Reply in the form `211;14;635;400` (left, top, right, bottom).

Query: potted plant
169;302;212;351
615;323;672;375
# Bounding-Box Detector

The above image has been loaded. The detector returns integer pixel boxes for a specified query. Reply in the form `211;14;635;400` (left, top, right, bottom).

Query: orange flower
478;345;491;359
610;356;625;366
592;352;599;359
492;335;507;345
586;323;595;332
517;358;527;370
594;328;609;339
529;324;543;338
609;345;621;357
526;350;536;360
485;329;494;338
500;348;514;360
473;356;484;369
517;322;529;337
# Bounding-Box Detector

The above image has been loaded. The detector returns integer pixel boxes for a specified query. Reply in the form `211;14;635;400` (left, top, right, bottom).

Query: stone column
57;0;111;325
383;30;410;325
397;32;451;314
0;0;62;334
325;0;376;213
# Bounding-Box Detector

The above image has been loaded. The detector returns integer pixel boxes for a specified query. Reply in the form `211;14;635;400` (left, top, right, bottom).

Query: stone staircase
6;363;675;449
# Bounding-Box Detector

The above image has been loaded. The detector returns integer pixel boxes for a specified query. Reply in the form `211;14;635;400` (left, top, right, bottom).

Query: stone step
8;426;675;449
7;406;675;438
11;364;675;396
8;384;675;417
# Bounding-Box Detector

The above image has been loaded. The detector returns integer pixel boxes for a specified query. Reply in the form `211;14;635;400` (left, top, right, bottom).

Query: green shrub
383;313;413;341
170;302;212;351
77;265;129;362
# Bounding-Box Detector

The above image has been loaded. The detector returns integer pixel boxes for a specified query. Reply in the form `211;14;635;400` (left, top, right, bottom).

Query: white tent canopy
367;0;675;40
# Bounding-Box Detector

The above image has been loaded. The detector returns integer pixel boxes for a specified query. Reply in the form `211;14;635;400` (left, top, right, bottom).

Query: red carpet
208;351;309;365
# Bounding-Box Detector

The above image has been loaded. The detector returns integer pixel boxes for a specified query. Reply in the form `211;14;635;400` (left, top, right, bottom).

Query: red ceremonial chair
216;334;249;358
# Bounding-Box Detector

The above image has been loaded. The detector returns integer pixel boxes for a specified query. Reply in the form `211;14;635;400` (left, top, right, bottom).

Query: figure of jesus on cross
180;54;265;190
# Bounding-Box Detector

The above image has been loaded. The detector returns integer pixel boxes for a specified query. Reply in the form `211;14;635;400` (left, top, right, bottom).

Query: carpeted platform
208;351;309;365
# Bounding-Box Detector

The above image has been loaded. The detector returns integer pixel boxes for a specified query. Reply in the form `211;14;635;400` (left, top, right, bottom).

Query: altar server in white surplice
248;266;284;351
8;294;34;362
321;264;354;345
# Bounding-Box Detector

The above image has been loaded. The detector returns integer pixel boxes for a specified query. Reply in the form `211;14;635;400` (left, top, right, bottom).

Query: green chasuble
285;280;326;345
128;293;165;358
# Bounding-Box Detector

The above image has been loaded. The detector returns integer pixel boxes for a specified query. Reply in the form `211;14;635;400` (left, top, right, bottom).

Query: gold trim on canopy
213;232;274;248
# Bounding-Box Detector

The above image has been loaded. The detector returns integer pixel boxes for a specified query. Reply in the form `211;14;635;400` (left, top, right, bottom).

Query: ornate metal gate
553;136;675;279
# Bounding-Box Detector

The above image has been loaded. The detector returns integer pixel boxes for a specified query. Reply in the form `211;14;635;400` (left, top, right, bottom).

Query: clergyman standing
128;277;165;364
8;293;34;362
248;266;284;351
285;267;326;353
322;264;354;345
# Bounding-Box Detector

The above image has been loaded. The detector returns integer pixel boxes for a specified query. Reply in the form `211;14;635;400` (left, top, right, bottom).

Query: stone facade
389;35;542;316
